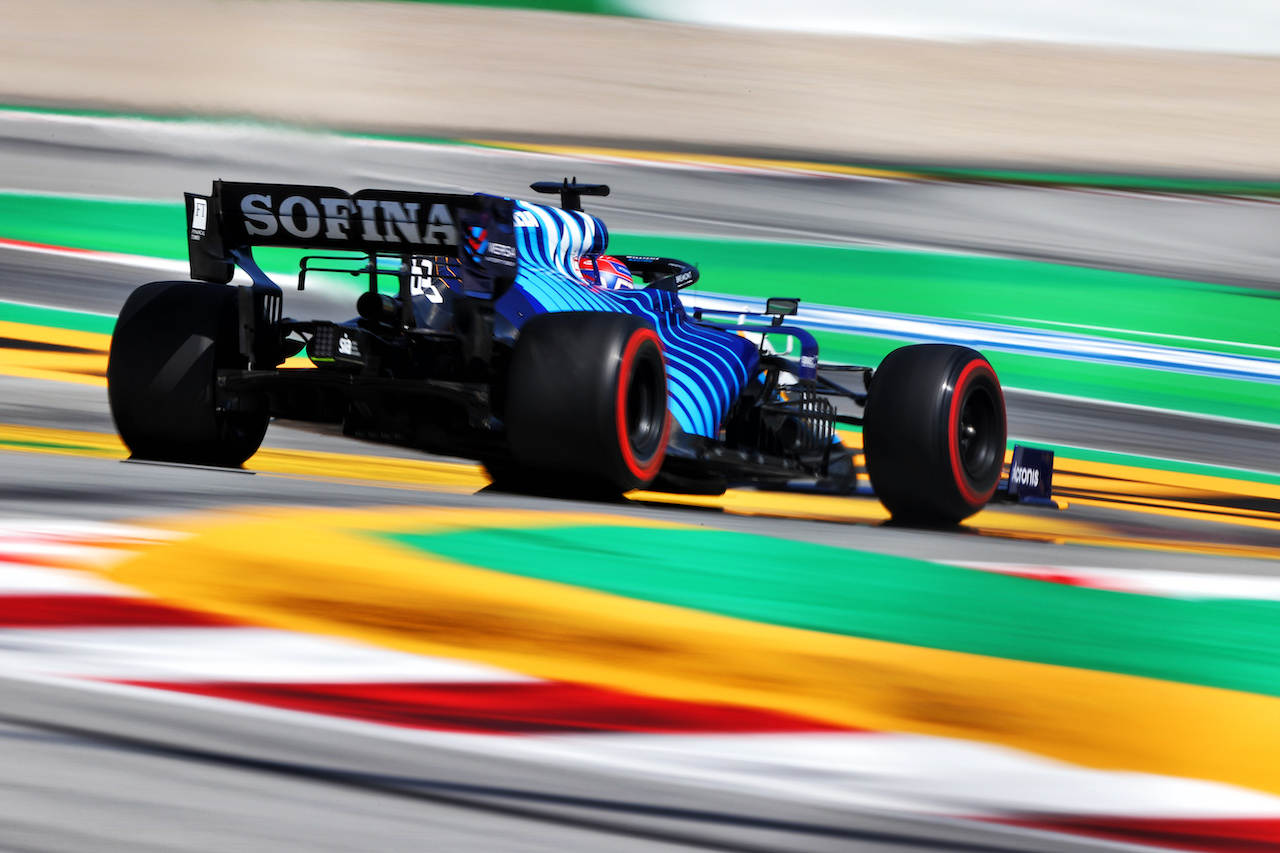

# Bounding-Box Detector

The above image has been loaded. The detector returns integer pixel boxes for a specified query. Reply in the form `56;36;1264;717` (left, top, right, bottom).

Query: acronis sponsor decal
1007;445;1054;502
1010;464;1039;488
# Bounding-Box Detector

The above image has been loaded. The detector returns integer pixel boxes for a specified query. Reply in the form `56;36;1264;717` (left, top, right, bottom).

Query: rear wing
185;180;518;289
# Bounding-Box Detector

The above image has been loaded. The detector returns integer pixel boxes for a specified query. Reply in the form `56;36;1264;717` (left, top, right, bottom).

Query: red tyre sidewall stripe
615;328;668;482
947;359;1000;507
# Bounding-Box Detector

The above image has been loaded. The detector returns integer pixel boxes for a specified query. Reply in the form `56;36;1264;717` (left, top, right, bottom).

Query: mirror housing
766;297;800;326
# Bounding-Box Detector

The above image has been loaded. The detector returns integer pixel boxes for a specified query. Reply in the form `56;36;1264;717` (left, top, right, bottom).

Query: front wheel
862;344;1006;524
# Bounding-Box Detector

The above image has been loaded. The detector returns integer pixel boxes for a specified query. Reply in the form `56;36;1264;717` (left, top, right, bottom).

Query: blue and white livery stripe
498;200;758;438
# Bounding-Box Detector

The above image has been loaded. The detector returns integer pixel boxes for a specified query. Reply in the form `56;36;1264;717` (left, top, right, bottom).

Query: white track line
953;562;1280;601
4;521;1280;834
536;731;1280;820
690;293;1280;385
0;625;537;684
0;562;138;596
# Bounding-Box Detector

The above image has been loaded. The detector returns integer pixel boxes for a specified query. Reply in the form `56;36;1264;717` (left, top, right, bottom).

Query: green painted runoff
0;299;116;335
605;232;1280;356
809;329;1280;428
3;191;1278;424
5;192;1276;356
386;524;1280;698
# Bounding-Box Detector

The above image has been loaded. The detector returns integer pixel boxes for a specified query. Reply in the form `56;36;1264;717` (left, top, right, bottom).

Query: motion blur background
4;3;1280;853
2;0;1279;175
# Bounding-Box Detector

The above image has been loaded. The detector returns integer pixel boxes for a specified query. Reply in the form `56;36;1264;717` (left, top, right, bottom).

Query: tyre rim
627;354;663;460
957;383;1000;482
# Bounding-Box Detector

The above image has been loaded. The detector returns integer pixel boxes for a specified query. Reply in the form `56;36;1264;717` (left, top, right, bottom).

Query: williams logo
464;225;489;263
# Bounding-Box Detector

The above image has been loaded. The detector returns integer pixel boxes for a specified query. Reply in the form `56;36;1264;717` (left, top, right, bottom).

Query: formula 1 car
107;179;1031;523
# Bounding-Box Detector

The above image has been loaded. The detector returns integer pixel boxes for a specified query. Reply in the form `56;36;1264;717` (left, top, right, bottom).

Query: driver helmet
578;254;634;290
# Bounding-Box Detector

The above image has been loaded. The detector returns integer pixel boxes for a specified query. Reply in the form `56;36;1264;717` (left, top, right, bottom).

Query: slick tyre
863;344;1006;524
107;281;267;467
505;312;669;493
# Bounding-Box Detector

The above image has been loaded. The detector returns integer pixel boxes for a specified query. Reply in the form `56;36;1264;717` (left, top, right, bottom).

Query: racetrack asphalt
3;112;1280;471
4;110;1280;291
0;672;1118;853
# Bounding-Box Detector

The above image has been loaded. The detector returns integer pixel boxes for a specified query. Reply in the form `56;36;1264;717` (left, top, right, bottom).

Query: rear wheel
107;281;268;467
862;344;1006;523
499;312;669;494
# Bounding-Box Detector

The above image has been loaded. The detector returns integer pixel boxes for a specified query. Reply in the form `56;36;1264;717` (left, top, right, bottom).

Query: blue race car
107;179;1017;522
